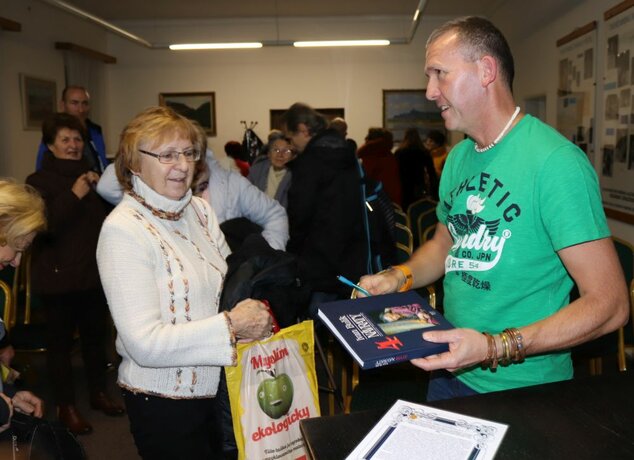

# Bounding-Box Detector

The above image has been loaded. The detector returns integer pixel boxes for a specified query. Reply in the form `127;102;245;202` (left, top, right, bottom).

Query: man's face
61;88;90;122
424;32;483;134
285;123;311;154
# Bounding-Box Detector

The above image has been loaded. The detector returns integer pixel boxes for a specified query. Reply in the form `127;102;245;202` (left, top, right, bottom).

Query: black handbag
8;412;86;460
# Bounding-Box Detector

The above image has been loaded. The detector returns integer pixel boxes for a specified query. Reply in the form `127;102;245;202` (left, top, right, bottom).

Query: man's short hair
41;112;86;145
61;85;90;102
427;16;515;91
281;103;327;136
365;127;393;144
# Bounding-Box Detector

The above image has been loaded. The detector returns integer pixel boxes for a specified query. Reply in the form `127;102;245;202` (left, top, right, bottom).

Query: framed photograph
383;89;444;142
270;108;345;131
159;92;216;136
20;74;57;130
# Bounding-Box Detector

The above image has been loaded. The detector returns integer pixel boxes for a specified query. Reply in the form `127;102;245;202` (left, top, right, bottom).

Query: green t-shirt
437;114;609;393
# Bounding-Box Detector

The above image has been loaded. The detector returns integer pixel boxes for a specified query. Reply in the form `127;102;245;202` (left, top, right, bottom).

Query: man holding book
358;16;629;401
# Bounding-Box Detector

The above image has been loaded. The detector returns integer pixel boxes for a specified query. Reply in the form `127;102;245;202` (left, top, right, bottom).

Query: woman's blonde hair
115;106;207;191
0;179;46;247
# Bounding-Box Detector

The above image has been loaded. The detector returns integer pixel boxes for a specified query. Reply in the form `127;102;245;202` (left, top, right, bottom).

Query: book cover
317;291;453;369
346;399;508;459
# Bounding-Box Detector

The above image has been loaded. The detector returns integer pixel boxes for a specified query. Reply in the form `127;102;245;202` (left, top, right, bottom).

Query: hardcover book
317;291;453;369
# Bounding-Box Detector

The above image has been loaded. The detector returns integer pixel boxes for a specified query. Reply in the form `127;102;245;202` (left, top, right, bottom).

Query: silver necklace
474;106;521;153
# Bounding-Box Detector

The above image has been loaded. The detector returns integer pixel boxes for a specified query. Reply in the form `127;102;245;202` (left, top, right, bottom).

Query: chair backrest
394;223;413;254
406;198;437;234
0;279;12;328
394;209;408;228
416;209;438;247
421;224;436;244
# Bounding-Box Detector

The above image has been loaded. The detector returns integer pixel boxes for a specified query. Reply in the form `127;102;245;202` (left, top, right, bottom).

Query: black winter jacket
26;152;110;295
286;129;367;296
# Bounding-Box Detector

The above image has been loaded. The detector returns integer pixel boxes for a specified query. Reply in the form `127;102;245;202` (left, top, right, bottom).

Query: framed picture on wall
20;74;57;130
383;89;444;142
269;108;345;131
159;92;216;136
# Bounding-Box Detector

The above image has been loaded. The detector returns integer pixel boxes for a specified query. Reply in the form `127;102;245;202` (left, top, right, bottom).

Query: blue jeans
426;369;479;401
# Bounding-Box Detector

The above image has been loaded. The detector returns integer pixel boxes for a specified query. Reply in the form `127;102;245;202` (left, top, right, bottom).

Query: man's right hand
358;269;403;296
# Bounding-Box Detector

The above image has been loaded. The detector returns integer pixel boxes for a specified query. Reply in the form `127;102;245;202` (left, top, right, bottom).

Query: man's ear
57;99;66;112
479;55;498;88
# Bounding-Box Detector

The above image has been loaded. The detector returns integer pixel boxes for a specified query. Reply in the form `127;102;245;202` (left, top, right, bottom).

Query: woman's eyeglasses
270;148;294;156
139;148;201;164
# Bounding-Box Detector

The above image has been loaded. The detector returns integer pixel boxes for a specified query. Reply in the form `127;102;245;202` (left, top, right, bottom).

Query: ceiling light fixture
293;39;390;48
170;42;263;50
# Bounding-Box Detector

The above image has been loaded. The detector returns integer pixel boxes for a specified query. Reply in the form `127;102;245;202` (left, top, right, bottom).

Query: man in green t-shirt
359;16;629;400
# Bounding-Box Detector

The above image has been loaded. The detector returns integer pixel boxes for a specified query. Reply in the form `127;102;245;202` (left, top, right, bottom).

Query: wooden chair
406;198;437;248
394;208;409;229
395;223;413;262
421;224;436;244
572;237;632;375
6;251;47;353
415;209;439;249
0;280;12;327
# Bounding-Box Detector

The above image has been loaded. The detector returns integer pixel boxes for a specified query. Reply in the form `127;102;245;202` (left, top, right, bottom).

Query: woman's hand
228;299;273;341
12;391;44;418
410;328;489;372
72;171;100;199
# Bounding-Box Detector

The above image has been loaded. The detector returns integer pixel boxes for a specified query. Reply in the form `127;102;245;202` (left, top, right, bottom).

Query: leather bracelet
391;265;413;292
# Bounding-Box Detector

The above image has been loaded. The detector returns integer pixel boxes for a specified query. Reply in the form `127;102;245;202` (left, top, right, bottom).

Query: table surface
300;371;634;459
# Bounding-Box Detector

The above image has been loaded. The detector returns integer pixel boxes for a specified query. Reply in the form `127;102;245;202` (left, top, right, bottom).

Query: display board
556;22;597;163
600;1;634;224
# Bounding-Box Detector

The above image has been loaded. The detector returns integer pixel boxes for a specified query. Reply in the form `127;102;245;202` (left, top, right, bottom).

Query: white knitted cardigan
97;176;234;399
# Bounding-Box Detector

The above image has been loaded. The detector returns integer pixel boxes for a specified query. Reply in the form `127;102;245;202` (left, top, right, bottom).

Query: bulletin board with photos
556;21;597;164
600;1;634;224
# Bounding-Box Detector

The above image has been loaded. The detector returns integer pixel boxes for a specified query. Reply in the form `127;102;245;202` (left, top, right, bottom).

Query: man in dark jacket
35;86;108;173
282;103;367;316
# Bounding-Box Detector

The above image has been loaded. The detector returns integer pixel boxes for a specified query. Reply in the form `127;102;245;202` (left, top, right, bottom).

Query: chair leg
314;332;344;414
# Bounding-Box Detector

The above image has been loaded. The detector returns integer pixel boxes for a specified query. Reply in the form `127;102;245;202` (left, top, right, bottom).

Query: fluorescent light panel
169;42;263;50
293;39;390;47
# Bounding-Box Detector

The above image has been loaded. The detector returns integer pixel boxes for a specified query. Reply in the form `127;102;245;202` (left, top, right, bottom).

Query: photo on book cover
371;303;440;335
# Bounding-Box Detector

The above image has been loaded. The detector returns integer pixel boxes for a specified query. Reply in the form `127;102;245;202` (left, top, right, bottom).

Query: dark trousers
426;369;479;402
43;288;108;404
122;389;224;460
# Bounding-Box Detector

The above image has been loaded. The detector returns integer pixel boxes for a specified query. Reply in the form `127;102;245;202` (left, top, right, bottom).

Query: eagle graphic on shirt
445;195;510;274
447;195;500;237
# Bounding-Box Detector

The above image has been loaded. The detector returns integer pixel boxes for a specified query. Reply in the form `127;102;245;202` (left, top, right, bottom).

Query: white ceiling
67;0;499;21
42;0;586;45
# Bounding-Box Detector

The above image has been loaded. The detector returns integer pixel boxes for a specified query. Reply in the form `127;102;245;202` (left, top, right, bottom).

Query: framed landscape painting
383;89;444;142
20;74;57;130
159;92;216;136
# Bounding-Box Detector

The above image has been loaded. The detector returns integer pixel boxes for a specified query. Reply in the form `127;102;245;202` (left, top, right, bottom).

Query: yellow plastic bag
225;320;320;460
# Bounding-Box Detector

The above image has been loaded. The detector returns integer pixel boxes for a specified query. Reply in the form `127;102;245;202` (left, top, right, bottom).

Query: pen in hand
337;275;372;297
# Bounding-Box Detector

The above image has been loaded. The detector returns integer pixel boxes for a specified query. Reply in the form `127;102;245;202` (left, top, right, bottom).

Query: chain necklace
474;106;521;153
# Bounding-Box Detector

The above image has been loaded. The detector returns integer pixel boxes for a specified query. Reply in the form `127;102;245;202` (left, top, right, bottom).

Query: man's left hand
410;328;488;372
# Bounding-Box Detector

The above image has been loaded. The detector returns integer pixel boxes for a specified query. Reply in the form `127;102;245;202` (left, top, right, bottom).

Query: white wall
1;0;631;244
0;0;108;181
510;0;634;243
103;16;451;159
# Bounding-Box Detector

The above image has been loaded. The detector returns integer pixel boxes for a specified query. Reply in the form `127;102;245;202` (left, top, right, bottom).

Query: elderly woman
0;180;46;433
247;130;294;208
26;113;123;436
96;106;271;459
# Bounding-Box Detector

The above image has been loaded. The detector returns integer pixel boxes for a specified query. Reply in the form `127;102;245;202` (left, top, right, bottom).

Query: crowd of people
0;15;629;460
